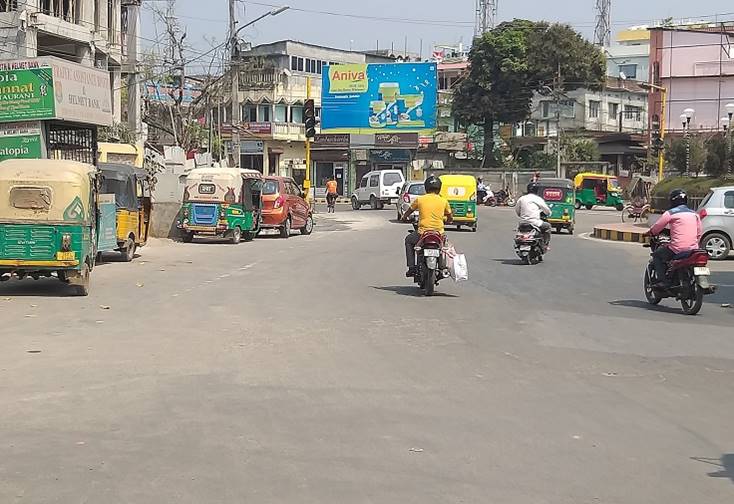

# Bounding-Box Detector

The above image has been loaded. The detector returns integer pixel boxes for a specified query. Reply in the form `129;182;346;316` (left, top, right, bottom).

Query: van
351;170;406;210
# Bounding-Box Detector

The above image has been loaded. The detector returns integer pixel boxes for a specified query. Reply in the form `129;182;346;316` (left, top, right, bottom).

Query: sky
141;0;734;69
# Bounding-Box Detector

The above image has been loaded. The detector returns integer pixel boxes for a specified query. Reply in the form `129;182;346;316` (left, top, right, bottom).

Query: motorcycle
514;217;549;265
643;234;716;315
495;189;516;207
408;221;450;296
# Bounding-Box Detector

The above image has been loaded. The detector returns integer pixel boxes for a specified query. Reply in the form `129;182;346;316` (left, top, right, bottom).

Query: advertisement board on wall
0;61;55;122
0;57;112;126
321;63;437;135
0;121;43;162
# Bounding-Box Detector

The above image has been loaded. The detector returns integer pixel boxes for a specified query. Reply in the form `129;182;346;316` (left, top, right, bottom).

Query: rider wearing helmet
516;182;552;245
646;189;703;288
401;175;453;277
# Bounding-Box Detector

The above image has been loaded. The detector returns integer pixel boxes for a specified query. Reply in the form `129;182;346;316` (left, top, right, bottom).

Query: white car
396;181;426;220
351;170;405;210
699;185;734;260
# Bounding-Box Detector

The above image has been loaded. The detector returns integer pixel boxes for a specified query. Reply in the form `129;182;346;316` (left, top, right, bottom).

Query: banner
0;63;55;122
321;63;437;135
0;121;43;162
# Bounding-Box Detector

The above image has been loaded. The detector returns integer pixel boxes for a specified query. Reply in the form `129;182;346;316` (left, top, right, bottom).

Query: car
396;180;426;220
698;185;734;260
351;169;405;210
260;176;314;238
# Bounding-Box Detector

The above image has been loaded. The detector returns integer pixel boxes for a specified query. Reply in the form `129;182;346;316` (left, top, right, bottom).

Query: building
223;40;394;192
605;26;650;80
648;25;734;135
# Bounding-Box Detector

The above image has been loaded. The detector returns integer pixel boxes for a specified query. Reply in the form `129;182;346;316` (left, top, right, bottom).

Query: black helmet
527;182;540;195
425;175;442;193
669;189;688;209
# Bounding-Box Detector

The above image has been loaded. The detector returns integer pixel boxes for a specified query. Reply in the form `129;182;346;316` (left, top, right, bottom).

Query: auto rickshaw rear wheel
121;237;136;262
71;263;90;297
230;226;242;244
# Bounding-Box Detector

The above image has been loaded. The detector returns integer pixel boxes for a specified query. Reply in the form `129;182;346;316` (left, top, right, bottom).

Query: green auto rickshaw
0;159;116;296
574;173;624;211
178;167;262;244
537;178;576;234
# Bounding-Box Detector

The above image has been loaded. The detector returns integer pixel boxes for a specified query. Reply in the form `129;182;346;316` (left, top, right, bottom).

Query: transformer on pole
594;0;612;47
474;0;497;38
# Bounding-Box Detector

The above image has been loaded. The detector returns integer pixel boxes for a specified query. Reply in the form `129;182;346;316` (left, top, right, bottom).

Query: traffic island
593;222;649;243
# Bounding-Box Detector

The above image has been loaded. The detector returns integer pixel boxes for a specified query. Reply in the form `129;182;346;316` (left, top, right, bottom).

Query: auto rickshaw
573;173;624;211
0;159;115;296
178;167;262;244
98;163;151;261
537;178;576;234
439;174;478;232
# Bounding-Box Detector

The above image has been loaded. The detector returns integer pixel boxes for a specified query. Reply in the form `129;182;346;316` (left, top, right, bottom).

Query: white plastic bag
451;253;469;282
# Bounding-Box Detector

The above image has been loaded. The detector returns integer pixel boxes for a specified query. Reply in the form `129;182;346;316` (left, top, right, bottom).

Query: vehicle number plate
56;251;76;261
694;267;710;276
519;246;531;251
423;249;440;257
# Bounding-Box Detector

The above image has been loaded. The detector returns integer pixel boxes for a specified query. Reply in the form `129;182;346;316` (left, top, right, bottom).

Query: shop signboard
243;122;272;135
370;149;413;163
375;133;419;148
0;61;55;122
241;140;264;154
312;133;350;149
0;121;43;162
321;63;437;135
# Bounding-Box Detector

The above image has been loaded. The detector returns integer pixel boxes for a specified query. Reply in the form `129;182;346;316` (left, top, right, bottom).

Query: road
1;206;733;503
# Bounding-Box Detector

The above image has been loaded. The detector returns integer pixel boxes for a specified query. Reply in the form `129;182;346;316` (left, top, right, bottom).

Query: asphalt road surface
1;206;733;503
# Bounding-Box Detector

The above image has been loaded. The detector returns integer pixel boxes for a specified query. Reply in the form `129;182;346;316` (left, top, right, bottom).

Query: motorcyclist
515;182;552;246
401;175;453;277
645;189;702;288
477;178;488;204
325;177;338;212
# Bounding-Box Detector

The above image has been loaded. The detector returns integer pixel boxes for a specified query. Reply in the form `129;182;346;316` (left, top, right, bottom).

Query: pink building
649;27;734;134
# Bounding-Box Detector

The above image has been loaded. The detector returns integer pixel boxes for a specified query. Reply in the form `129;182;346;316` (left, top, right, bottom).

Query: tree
453;20;605;166
558;136;600;163
666;137;707;175
704;134;731;178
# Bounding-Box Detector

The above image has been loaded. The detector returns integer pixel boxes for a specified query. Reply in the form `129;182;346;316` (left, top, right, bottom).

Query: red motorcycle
643;234;716;315
410;229;450;296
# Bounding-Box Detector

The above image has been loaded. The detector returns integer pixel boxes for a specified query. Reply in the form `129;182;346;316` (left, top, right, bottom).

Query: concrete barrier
593;222;648;243
150;202;182;239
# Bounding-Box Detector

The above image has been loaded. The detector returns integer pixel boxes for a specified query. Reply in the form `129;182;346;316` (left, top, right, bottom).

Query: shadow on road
0;278;77;298
608;299;689;315
492;258;526;266
691;454;734;482
371;286;459;298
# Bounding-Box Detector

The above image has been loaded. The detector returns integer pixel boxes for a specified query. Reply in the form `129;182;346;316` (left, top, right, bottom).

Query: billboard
0;62;55;122
0;122;43;162
321;63;437;135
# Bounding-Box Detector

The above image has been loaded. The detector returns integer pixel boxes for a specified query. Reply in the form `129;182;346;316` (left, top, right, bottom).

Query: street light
725;109;734;175
726;102;734;121
681;108;695;175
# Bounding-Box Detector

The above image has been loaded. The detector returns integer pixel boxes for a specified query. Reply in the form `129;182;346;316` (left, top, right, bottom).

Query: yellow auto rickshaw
439;174;478;232
98;163;151;261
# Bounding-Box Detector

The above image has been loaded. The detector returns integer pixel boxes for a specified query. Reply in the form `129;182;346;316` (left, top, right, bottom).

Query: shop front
311;134;350;197
369;133;418;179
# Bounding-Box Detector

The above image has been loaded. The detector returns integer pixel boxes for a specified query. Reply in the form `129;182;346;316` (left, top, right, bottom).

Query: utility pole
594;0;612;47
123;0;143;140
474;0;497;38
229;0;241;168
555;62;563;178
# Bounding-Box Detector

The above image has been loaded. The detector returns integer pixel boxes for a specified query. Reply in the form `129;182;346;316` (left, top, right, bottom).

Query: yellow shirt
411;193;452;234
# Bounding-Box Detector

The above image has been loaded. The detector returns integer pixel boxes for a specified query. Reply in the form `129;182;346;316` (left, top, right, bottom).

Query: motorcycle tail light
692;253;709;266
698;208;708;220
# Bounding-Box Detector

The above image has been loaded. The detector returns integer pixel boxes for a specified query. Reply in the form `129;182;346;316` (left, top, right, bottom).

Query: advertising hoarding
0;61;55;122
321;63;437;135
0;121;43;162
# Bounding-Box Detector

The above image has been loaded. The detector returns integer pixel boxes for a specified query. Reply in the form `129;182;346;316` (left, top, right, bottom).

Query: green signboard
0;133;42;161
0;67;55;123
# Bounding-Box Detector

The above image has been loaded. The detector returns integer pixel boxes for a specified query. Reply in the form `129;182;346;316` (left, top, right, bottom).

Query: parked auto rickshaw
537;178;576;234
0;159;115;296
573;173;624;211
178;167;262;244
98;163;151;261
439;174;478;232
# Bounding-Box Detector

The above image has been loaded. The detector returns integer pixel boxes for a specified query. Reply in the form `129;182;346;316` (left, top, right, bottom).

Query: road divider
593;222;649;243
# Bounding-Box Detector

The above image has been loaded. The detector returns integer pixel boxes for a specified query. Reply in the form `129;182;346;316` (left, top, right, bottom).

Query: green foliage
560;136;600;162
515;149;556;170
703;134;732;178
98;122;136;144
666;136;723;176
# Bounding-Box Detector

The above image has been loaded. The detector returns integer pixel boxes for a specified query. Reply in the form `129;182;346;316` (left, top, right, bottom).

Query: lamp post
681;108;695;175
726;103;734;175
229;5;290;168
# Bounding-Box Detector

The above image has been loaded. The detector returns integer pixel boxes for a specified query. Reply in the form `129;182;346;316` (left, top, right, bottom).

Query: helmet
425;175;442;193
669;189;688;209
527;182;540;195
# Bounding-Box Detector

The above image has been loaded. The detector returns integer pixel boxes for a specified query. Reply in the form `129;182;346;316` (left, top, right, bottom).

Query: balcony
238;70;285;90
238;121;307;141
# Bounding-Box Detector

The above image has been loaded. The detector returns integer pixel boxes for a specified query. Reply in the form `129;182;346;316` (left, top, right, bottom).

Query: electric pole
474;0;498;38
594;0;612;47
229;0;241;168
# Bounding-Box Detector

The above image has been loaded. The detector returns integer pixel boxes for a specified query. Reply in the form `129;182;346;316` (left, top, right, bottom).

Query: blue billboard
321;62;437;135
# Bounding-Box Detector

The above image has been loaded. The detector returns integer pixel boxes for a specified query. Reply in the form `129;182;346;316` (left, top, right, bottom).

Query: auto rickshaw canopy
185;168;262;207
99;162;140;211
439;174;478;199
573;172;621;192
0;159;95;224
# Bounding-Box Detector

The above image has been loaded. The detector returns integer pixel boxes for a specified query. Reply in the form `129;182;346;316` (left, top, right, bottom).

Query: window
305;59;312;73
274;104;287;123
618;64;637;80
1;1;18;13
624;105;641;121
542;102;550;118
291;106;303;123
291;56;298;71
297;57;304;72
360;176;368;188
609;103;619;121
588;100;600;119
261;180;279;195
317;60;323;74
369;174;379;188
242;105;257;122
725;191;734;209
10;186;52;210
408;184;426;196
257;104;271;122
383;173;403;186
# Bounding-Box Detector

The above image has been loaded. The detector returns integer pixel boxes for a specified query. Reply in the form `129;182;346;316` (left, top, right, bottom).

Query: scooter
407;216;450;296
643;234;716;315
514;217;549;265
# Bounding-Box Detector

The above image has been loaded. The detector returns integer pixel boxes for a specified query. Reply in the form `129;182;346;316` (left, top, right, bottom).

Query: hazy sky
141;0;734;64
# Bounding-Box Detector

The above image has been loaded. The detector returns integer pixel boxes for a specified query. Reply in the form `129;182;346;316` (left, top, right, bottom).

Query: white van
351;170;405;210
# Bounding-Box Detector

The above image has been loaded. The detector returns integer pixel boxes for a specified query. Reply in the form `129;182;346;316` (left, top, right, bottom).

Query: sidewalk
593;222;649;243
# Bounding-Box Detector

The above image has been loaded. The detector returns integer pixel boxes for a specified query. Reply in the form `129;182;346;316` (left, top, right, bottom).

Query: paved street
1;206;733;503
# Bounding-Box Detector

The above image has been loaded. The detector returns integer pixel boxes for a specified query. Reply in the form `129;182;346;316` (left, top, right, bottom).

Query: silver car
396;181;426;220
699;185;734;260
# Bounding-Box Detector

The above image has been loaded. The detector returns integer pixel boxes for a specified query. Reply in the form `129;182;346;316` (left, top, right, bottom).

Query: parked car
260;176;313;238
396;180;426;220
351;170;405;210
698;185;734;260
